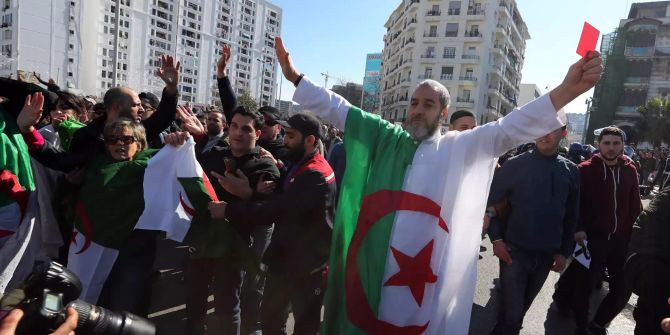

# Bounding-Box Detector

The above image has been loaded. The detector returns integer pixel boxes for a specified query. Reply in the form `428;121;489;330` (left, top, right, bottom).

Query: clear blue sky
270;0;650;114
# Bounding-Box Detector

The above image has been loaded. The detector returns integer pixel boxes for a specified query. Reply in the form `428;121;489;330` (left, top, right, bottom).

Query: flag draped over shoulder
293;77;565;335
68;139;218;303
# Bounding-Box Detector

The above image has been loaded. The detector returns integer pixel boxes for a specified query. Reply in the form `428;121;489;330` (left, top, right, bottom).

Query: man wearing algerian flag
272;37;602;335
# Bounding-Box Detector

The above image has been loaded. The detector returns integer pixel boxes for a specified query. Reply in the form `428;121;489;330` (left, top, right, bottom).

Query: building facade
379;0;530;125
587;1;670;143
0;0;282;106
362;52;382;113
332;82;363;108
517;83;540;106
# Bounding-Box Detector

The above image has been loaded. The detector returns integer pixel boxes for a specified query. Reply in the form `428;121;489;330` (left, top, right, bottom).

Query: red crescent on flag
345;190;448;335
179;192;196;217
74;202;94;254
0;170;29;220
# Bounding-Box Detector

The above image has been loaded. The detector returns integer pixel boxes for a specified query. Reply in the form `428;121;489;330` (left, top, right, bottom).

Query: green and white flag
294;77;565;335
68;139;217;303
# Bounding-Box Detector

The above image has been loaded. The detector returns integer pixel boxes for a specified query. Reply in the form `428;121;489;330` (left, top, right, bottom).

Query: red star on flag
384;240;438;307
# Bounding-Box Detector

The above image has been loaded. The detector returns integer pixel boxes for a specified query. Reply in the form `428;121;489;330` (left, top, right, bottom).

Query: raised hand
256;173;276;195
550;51;603;110
156;54;181;93
216;44;231;79
17;92;44;133
275;37;300;84
177;105;205;136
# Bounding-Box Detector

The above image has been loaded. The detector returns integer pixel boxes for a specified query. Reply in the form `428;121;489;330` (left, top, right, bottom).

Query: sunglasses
105;135;137;145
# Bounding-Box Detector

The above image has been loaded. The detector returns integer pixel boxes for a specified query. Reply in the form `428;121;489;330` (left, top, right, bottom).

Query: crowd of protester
0;39;668;335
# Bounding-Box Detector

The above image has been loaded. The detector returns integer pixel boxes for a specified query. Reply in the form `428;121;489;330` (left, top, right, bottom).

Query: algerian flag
68;139;218;303
0;106;39;294
57;118;86;151
293;77;565;335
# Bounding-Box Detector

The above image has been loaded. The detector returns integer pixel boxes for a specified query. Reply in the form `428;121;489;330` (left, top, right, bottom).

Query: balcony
624;76;650;87
420;54;436;59
447;8;460;15
443;53;456;59
418;74;434;80
426;10;441;16
464;30;482;38
462;54;480;60
403;38;415;47
445;31;458;37
440;74;453;80
459;76;477;82
424;31;438;38
624;47;653;58
456;97;475;104
467;8;485;15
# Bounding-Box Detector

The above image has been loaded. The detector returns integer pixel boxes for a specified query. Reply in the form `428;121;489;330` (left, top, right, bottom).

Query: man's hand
216;44;231;79
492;240;512;265
258;147;278;165
275;37;300;84
662;297;670;334
164;131;190;147
212;170;253;200
551;254;567;273
549;51;603;111
156;54;180;94
0;309;23;335
65;167;86;185
51;307;78;335
256;173;276;195
17;92;44;133
574;231;587;246
208;200;228;219
177;105;205;136
0;308;77;335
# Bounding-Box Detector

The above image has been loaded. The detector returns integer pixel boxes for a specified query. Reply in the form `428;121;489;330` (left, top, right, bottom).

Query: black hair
449;110;475;124
598;126;625;143
232;106;264;130
55;91;87;119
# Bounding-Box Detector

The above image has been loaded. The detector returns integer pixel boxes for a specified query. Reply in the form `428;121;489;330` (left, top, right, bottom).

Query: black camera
0;262;155;335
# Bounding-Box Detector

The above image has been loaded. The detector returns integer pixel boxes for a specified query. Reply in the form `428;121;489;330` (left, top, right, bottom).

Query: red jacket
577;154;642;240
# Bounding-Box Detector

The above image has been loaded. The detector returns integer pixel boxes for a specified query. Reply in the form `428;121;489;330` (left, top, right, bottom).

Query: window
443;47;455;58
448;1;461;15
428;25;437;37
446;23;459;37
440;66;453;80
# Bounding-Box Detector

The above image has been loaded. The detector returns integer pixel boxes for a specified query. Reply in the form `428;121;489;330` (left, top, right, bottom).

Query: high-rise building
332;82;363;108
587;1;670;144
517;83;541;106
0;0;282;106
362;52;382;113
379;0;530;124
274;98;292;117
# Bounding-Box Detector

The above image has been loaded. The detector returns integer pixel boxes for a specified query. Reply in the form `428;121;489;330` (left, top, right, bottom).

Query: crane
321;72;346;89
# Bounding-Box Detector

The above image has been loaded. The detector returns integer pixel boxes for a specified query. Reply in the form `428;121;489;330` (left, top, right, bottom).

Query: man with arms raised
274;36;601;334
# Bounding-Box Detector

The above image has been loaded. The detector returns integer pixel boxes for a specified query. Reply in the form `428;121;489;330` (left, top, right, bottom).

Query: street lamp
582;97;593;144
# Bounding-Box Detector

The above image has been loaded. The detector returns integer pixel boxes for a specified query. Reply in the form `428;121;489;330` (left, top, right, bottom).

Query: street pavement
147;198;652;334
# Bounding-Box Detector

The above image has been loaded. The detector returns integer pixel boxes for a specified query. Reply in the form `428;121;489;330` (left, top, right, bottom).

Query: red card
577;22;600;57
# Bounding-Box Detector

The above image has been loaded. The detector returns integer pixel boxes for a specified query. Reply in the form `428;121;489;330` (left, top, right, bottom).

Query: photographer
0;308;77;335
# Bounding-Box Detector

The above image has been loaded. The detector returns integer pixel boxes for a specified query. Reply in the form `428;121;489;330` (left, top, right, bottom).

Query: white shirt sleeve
461;92;565;158
292;76;351;130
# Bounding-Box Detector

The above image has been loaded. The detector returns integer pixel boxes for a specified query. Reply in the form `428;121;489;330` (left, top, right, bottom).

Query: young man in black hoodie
487;121;580;335
209;113;336;335
553;126;642;335
625;187;670;335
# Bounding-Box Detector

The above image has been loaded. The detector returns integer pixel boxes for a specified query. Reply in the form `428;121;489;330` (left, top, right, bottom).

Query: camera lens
67;300;155;335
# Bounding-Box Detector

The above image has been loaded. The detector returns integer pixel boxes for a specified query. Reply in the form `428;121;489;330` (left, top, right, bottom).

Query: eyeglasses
105;135;136;145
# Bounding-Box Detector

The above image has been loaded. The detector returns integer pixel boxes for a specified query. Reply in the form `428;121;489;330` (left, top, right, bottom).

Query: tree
238;90;258;112
636;97;670;146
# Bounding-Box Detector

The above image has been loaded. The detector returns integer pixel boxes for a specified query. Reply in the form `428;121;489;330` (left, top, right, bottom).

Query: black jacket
258;137;288;164
226;151;336;273
30;88;178;172
625;188;670;294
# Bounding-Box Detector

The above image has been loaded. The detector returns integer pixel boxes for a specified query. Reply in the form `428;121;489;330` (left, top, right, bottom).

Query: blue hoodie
488;150;580;257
